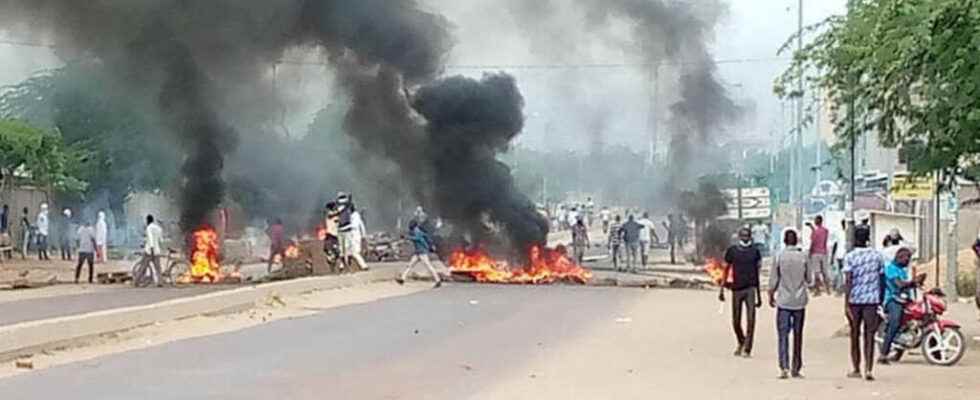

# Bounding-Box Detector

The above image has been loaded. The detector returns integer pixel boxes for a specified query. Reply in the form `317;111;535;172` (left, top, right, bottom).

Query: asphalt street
0;286;222;327
0;285;643;399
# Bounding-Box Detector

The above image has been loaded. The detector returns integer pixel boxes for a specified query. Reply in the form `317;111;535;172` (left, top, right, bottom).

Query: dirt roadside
471;291;980;400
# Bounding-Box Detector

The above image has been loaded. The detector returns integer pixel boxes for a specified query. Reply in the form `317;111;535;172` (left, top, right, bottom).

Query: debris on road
14;358;33;370
615;317;632;324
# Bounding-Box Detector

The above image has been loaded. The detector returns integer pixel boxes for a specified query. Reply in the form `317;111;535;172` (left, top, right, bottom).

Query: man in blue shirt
879;247;925;364
396;220;442;288
842;226;885;380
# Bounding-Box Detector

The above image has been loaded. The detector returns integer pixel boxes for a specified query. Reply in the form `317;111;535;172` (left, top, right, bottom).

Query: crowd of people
720;215;928;380
0;202;110;265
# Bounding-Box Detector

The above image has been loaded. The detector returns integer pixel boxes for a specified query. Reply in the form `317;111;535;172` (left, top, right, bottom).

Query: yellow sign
890;174;935;200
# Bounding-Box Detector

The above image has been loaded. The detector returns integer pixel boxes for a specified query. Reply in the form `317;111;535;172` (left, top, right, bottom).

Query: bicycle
131;248;188;287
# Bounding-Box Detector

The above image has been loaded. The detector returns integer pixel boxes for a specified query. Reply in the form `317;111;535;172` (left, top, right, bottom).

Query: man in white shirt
637;212;657;266
36;203;50;261
143;214;164;286
337;193;369;271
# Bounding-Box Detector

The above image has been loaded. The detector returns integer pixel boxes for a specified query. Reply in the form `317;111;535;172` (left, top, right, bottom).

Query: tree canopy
0;118;88;195
776;0;980;179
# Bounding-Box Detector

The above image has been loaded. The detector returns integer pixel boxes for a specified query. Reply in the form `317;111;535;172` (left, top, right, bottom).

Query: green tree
0;118;88;195
0;63;180;208
776;0;980;180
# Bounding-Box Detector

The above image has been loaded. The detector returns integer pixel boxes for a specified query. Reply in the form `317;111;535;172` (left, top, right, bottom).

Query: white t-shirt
600;210;611;222
145;222;163;254
637;218;655;242
36;211;49;236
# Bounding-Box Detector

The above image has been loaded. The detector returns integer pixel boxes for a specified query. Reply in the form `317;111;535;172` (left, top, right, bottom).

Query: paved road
0;286;223;327
1;285;978;399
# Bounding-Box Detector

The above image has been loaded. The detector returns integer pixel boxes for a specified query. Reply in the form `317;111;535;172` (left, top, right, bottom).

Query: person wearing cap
842;225;886;380
36;203;50;261
769;228;810;379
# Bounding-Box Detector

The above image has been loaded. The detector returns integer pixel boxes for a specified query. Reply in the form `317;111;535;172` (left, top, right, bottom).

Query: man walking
768;229;810;378
808;215;831;296
571;216;590;264
75;219;98;284
879;247;924;364
607;215;624;271
600;207;611;234
621;215;642;272
397;220;442;288
843;226;885;380
36;203;50;261
720;227;763;357
636;212;656;267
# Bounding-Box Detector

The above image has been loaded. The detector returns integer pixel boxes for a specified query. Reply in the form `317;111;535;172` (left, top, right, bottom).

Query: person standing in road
397;220;442;288
571;216;590;264
95;210;108;262
337;193;369;271
768;229;810;379
808;215;831;296
973;229;980;312
829;219;848;295
607;215;624;271
266;218;285;273
636;212;656;267
74;219;98;284
842;225;885;381
60;208;77;261
720;227;763;358
600;207;611;234
19;207;31;260
879;247;924;364
142;215;164;287
35;203;50;261
621;215;642;272
0;204;8;234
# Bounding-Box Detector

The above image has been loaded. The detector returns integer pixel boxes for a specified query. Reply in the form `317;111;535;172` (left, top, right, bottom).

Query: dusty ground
0;281;425;379
0;285;977;399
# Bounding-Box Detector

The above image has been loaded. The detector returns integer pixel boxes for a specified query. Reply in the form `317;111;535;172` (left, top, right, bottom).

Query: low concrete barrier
0;267;401;360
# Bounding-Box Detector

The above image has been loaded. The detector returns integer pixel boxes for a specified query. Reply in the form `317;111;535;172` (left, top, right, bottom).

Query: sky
0;0;847;152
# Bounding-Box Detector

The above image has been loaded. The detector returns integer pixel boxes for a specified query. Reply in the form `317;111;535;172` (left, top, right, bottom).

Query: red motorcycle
875;285;966;366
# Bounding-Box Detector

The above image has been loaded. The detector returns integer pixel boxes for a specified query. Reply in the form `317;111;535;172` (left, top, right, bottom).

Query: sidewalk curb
0;267;401;361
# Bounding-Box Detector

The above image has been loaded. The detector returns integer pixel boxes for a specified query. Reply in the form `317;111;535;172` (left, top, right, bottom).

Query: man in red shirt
808;215;831;296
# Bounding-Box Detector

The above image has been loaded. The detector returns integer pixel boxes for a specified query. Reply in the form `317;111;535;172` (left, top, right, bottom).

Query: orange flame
179;225;221;284
285;243;300;259
316;225;327;241
449;245;592;284
703;257;730;286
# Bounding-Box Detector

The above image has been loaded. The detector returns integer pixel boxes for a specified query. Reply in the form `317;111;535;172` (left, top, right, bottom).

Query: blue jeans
777;308;805;372
880;300;904;357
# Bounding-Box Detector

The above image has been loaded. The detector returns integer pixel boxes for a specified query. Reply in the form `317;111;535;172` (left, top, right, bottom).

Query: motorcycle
875;284;966;366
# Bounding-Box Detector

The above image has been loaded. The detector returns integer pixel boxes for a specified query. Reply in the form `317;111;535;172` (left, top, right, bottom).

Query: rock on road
0;285;977;399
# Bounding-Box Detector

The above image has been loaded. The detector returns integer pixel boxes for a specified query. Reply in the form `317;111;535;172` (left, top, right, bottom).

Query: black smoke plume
0;0;545;250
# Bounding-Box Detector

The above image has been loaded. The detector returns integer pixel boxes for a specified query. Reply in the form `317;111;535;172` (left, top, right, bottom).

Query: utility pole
795;0;805;229
646;63;660;171
815;96;822;183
